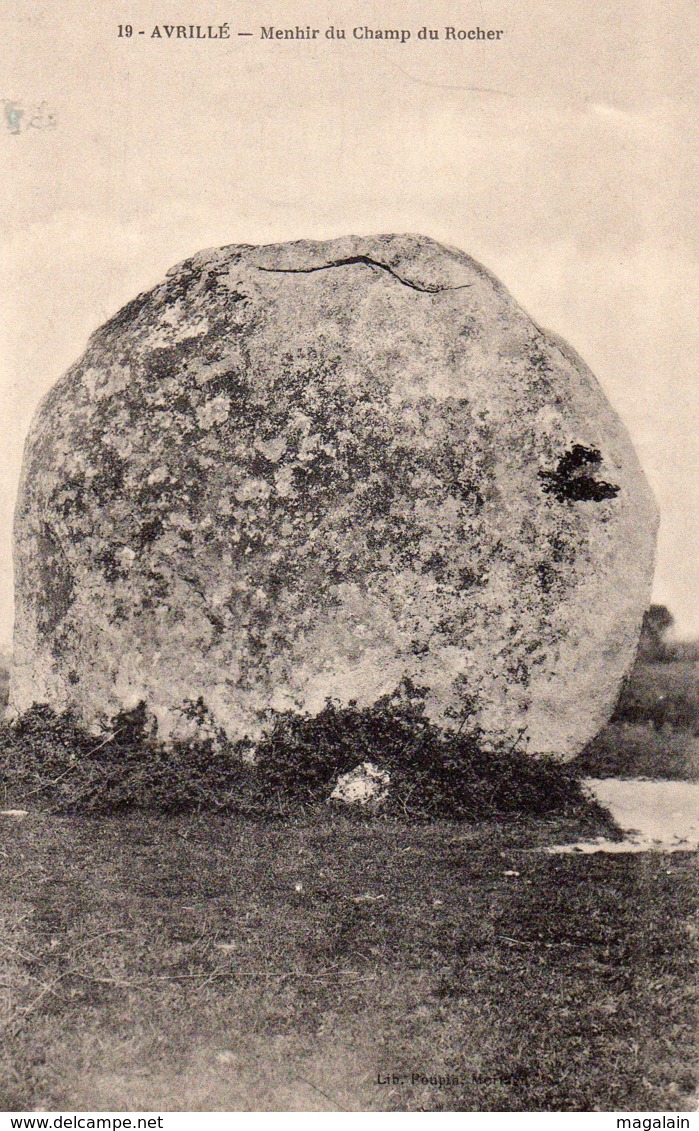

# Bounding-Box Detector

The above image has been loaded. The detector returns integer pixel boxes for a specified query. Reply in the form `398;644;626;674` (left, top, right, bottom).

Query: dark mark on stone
257;255;474;294
539;445;620;503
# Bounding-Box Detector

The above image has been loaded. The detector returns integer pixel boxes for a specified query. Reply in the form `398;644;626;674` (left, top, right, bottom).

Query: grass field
0;811;696;1112
0;657;697;1112
571;660;699;781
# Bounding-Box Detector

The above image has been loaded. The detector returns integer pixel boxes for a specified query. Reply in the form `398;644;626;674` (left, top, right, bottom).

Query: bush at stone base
0;681;619;831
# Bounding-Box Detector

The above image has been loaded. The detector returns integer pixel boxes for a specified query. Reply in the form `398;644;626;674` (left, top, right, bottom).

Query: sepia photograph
0;0;697;1115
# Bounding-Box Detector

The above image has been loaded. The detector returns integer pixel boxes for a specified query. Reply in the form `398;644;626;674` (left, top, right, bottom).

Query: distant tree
638;604;674;661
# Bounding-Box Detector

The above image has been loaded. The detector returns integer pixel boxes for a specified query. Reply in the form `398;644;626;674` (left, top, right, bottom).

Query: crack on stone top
256;255;474;295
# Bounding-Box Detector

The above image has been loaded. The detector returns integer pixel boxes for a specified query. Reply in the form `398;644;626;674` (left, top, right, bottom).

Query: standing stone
10;235;657;756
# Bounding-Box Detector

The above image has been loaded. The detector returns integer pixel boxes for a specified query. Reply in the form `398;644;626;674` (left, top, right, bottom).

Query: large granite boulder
11;235;657;756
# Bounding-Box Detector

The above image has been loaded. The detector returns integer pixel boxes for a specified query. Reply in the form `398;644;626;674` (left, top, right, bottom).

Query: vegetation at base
0;683;613;829
1;602;696;797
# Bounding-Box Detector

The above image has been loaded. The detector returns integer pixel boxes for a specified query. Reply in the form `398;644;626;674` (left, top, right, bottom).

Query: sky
1;0;697;649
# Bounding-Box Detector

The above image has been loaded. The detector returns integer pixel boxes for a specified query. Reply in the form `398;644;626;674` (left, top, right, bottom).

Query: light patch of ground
548;778;699;854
